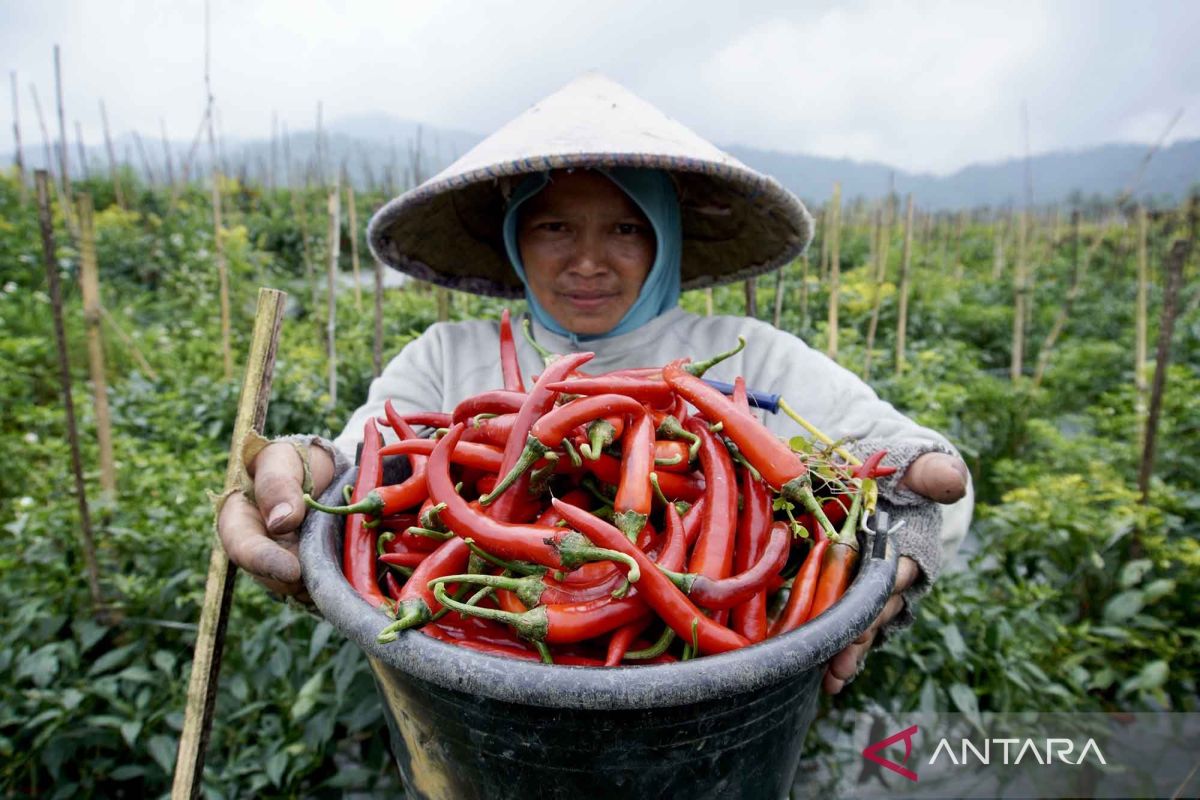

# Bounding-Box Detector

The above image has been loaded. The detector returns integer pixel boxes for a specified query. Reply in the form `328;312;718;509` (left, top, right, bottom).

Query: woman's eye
616;223;645;235
539;221;567;232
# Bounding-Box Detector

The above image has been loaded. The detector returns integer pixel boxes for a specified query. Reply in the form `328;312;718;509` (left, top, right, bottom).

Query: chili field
1;169;1197;797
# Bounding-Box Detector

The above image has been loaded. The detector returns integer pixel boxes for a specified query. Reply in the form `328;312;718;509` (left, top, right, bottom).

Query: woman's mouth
560;291;619;312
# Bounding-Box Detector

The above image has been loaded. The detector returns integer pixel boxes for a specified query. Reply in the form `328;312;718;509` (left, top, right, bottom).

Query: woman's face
517;170;656;336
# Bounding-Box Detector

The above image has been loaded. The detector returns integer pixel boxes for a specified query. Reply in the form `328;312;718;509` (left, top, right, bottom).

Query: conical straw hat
367;73;813;298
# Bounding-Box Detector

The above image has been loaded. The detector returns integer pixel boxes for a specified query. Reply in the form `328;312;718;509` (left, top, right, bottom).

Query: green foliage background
0;171;1196;797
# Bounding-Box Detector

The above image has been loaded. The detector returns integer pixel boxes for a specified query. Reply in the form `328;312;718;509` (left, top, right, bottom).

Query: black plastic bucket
300;468;898;800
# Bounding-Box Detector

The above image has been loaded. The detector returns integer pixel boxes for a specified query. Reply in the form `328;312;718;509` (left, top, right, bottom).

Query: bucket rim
300;467;898;710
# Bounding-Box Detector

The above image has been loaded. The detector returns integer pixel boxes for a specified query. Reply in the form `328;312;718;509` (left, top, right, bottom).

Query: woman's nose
567;231;608;275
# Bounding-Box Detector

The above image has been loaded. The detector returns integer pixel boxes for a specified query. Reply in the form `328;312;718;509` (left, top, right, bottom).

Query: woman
219;73;972;693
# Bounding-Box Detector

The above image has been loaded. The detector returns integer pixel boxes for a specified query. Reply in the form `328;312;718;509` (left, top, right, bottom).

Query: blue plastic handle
699;379;781;413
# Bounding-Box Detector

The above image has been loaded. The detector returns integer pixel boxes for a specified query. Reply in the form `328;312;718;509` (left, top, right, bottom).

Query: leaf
291;670;325;721
120;720;141;747
1142;579;1175;603
86;643;138;677
949;682;981;728
152;650;177;674
109;765;145;781
265;749;288;787
1123;660;1169;695
16;645;60;687
919;678;939;712
1103;590;1145;624
308;621;334;663
147;734;177;774
940;624;969;661
1119;559;1153;589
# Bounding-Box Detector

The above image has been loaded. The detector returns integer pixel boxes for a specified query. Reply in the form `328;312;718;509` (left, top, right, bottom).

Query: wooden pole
798;253;811;332
132;131;157;187
170;287;287;800
826;182;842;360
100;306;158;381
1032;211;1086;387
743;277;758;318
160;119;176;189
894;194;914;375
99;100;126;209
77;194;116;496
74;121;89;181
176;105;210;191
704;287;714;317
1137;198;1196;507
326;184;340;407
53;45;71;200
11;71;26;202
1010;209;1029;381
373;251;385;378
34;171;103;613
204;0;232;380
863;201;891;381
991;213;1007;280
346;184;362;311
1134;205;1149;452
30;83;55;177
772;263;787;328
818;207;829;282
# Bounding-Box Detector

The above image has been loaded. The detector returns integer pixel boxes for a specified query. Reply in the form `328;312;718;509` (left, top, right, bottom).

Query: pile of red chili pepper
304;309;896;666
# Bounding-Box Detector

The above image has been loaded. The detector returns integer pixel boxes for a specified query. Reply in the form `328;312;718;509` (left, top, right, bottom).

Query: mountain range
9;111;1197;210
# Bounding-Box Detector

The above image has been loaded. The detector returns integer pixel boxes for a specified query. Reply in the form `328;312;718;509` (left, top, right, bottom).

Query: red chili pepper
377;411;453;430
430;424;639;576
768;535;829;637
613;411;654;541
383;571;404;602
546;375;676;408
451;390;528;426
683;416;738;582
533;488;590;527
420;624;609;666
731;467;774;642
375;536;471;641
384;401;429;467
652;440;692;472
530;394;645;447
584;453;705;503
380;438;505;473
662;360;805;491
462;413;518;446
682;495;707;547
379;551;428;569
605;616;653;666
499;308;525;393
852;449;897;479
381;527;445;554
377;513;420;532
342;418;386;607
661;521;789;610
485;352;594;520
551;500;750;655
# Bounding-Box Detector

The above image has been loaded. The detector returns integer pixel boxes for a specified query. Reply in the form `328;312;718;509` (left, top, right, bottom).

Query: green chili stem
685;335;746;377
561;438;582;468
522;316;557;365
463;539;546;576
479;436;548;505
534;641;554;664
624;626;676;660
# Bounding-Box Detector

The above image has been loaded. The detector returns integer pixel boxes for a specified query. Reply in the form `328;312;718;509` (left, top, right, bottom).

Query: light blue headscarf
501;167;682;341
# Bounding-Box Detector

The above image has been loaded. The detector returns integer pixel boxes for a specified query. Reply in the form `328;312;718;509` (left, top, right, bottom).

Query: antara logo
862;724;920;782
862;724;1109;782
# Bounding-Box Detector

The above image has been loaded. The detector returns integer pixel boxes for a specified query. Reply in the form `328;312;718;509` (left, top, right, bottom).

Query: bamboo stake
11;71;26;201
894;194;914;375
436;287;451;322
176;105;210;192
1032;211;1086;387
99;100;125;209
204;0;232;380
799;253;811;331
991;213;1007;280
34;171;103;613
346;184;362;310
863;202;891;381
744;277;758;318
160;119;176;189
132;131;157;186
1134;205;1149;452
77;194;116;496
1010;209;1029;381
373;251;385;378
704;287;714;317
30;83;55;177
1137;198;1197;508
170;287;287;800
951;211;966;283
326;184;340;406
826;182;842;359
772;263;786;328
99;307;159;380
818;208;829;282
74;121;89;181
54;45;71;200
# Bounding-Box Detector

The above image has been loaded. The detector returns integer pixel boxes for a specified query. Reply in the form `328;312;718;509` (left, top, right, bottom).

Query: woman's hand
823;451;969;694
217;441;335;600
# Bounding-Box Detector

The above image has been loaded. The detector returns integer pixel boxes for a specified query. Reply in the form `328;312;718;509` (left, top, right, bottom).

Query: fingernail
267;503;293;532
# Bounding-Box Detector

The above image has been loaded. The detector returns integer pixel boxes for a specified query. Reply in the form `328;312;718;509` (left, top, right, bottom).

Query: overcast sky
2;0;1197;175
